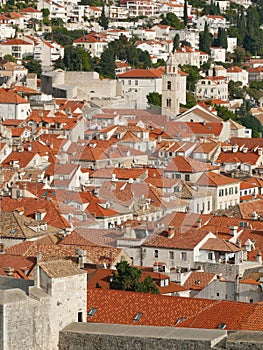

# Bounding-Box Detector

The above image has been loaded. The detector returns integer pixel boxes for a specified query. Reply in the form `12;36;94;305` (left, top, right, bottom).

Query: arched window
167;81;171;90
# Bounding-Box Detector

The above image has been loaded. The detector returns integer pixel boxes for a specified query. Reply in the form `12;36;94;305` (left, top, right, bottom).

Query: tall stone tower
161;54;181;118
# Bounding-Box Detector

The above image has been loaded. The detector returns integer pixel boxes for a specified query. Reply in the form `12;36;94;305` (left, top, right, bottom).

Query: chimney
35;252;42;288
76;249;86;269
230;226;238;236
28;143;32;152
22;183;27;198
257;249;262;264
167;227;175;238
197;218;202;228
234;274;239;302
0;171;4;184
0;242;4;253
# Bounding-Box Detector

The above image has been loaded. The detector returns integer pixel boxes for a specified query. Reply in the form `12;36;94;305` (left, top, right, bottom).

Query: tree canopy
56;46;93;71
110;261;160;294
199;21;213;54
23;57;42;77
160;13;185;29
147;92;162;109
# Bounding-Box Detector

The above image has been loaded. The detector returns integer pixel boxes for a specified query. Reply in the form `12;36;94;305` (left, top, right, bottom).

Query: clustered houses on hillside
3;0;263;347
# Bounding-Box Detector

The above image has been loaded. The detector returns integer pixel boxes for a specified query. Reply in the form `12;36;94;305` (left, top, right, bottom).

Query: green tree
147;92;162;109
180;64;201;91
228;80;245;99
181;91;197;108
236;7;246;43
23;58;42;77
232;46;245;66
239;113;263;137
199;21;213;54
41;8;50;25
243;5;261;55
99;48;116;78
172;34;180;53
4;54;16;62
161;12;185;29
62;46;93;71
250;81;263;90
215;105;238;121
183;0;188;26
110;261;160;294
217;27;227;49
99;6;109;30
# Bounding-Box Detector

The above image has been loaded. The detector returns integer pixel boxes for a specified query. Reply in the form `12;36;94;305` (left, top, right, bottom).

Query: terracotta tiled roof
196;172;240;187
117;68;163;79
227;66;243;73
165;156;219;173
0;88;29;104
40;259;85;278
217;151;260;165
200;237;241;252
230;137;263;151
1;198;71;229
59;229;122;247
161;212;212;231
87;289;263;330
239;199;263;220
143;229;209;250
1;39;31;45
20;7;41;13
183;271;216;290
87;288;214;326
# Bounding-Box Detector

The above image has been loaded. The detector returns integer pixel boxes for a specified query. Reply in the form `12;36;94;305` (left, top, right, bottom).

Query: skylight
87;308;98;317
133;312;142;322
217;323;226;329
175;317;185;325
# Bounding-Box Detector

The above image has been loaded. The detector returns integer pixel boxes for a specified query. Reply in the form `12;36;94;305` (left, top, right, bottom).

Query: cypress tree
199;21;213;54
172;34;180;52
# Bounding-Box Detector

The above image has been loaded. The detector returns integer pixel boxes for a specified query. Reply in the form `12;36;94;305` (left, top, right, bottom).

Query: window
219;189;224;197
154;250;159;258
128;80;131;85
166;98;171;107
208;201;210;211
216;292;220;297
167;81;171;90
87;308;98;317
235;187;238;194
169;251;174;260
181;252;187;261
135;80;138;86
133;312;142;321
175;174;181;179
208;252;213;260
225;188;228;196
185;174;190;181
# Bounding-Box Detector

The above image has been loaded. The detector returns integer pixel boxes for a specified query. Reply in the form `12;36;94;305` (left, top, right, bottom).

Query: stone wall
59;323;227;350
59;323;263;350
